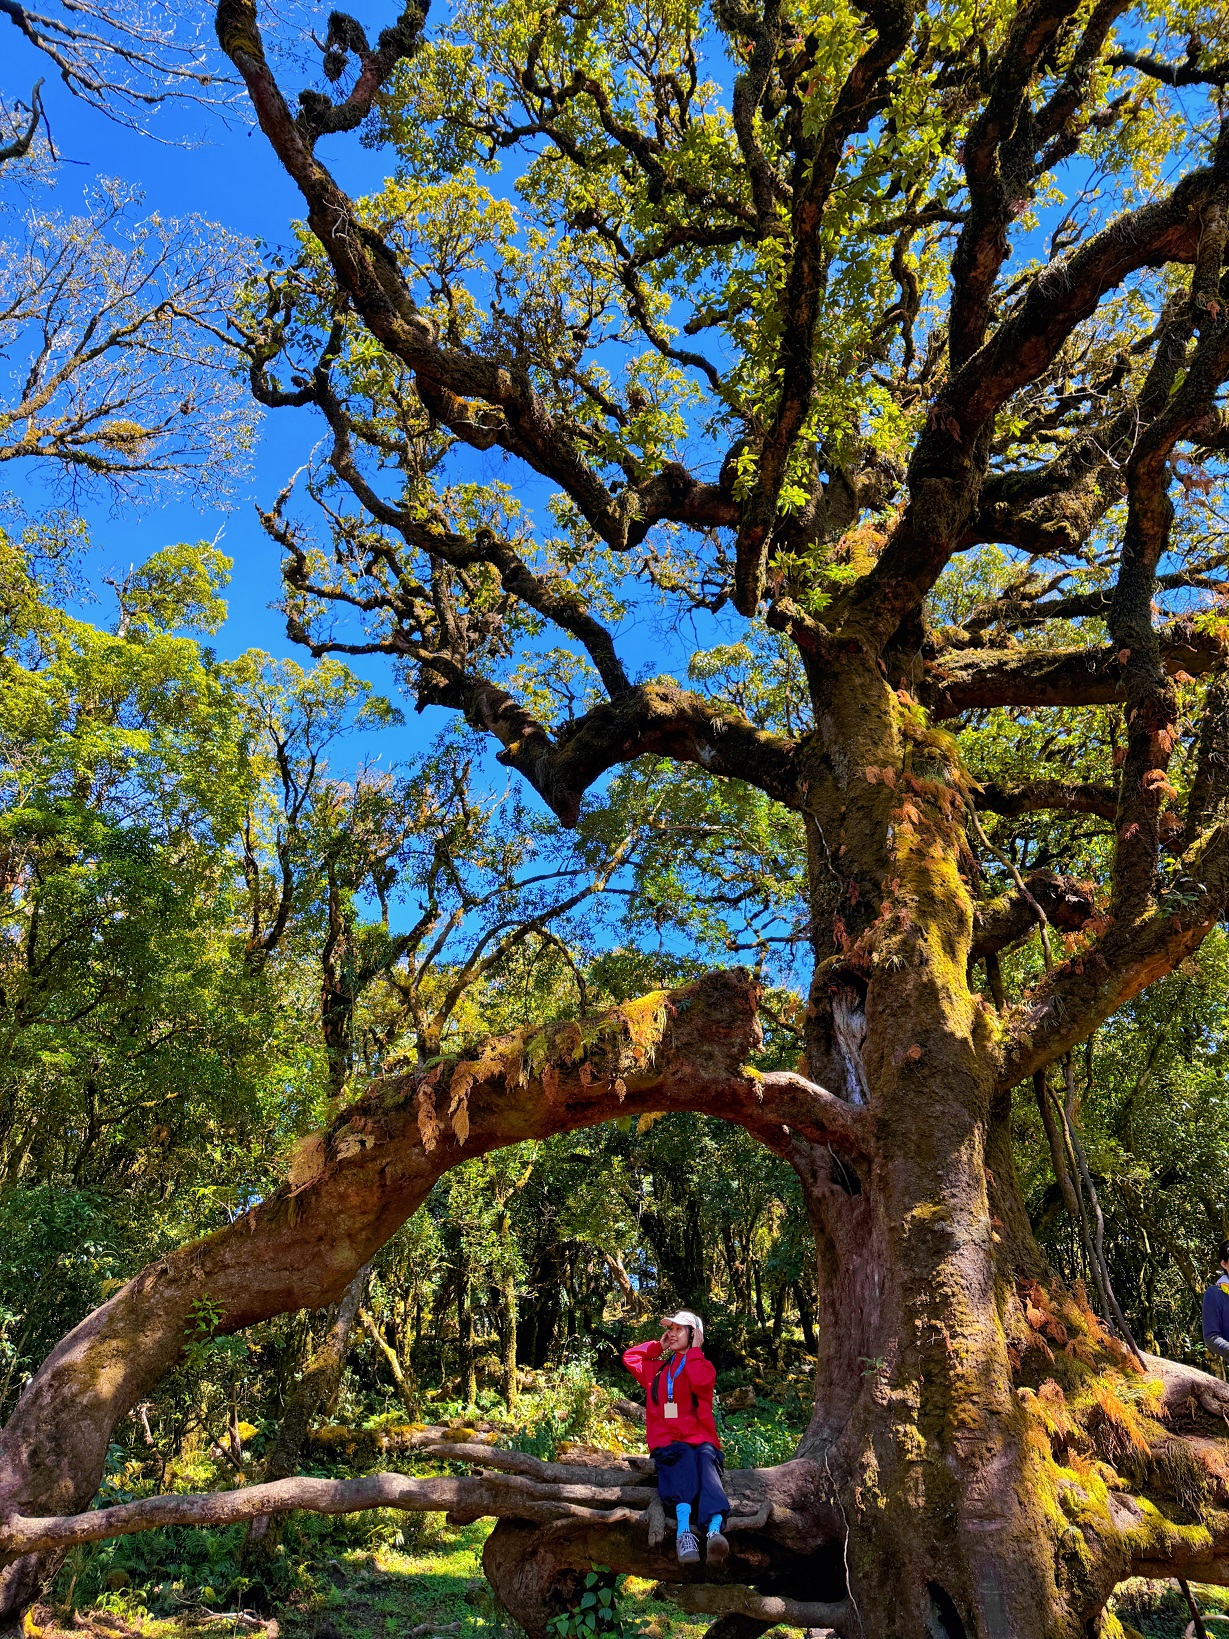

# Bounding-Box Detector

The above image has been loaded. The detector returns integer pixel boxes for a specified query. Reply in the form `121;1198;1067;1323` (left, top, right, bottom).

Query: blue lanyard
666;1351;688;1402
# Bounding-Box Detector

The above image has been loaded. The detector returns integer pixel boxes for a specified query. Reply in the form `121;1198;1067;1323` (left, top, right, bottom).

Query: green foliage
717;1402;804;1469
548;1570;644;1639
1020;930;1229;1360
0;1188;130;1408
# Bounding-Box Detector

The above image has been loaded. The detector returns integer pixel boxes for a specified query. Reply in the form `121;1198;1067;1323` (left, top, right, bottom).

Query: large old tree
7;0;1229;1632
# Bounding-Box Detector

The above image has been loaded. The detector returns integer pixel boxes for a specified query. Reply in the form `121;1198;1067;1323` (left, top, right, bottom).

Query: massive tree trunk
782;653;1052;1635
3;967;1229;1637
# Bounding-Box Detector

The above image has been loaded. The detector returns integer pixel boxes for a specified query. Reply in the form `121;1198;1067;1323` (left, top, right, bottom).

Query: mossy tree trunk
763;657;1050;1636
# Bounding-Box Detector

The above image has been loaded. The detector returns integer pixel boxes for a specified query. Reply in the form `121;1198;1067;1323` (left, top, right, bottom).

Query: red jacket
622;1340;720;1451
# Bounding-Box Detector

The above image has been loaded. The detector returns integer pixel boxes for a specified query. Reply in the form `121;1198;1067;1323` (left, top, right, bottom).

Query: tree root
657;1582;853;1636
1143;1354;1229;1423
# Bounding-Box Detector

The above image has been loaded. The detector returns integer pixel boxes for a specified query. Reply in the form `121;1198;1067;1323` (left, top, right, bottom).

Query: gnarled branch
976;781;1117;821
0;971;865;1541
971;872;1097;959
923;623;1229;717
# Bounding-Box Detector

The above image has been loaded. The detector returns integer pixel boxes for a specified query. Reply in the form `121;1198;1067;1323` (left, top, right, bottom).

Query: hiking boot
675;1530;701;1565
705;1530;730;1566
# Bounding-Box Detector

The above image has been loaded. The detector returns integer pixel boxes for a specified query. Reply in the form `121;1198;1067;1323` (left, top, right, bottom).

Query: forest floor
23;1518;708;1639
23;1520;1229;1639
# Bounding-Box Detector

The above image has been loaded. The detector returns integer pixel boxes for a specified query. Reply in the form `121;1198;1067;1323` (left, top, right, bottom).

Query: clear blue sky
5;9;412;683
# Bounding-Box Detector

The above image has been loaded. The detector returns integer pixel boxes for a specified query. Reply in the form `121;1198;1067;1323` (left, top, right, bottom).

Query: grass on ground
26;1517;714;1639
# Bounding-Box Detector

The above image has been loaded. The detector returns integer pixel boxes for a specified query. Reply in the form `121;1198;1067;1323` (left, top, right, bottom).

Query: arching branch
414;674;802;827
0;971;864;1540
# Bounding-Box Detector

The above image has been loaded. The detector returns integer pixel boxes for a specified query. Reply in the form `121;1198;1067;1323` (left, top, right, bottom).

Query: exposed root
657;1581;853;1635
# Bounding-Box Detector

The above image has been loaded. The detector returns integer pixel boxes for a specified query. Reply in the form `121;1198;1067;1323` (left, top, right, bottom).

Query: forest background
5;0;1229;1632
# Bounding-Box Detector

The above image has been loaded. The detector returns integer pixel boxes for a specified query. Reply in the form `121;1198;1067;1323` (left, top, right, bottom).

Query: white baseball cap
662;1309;704;1344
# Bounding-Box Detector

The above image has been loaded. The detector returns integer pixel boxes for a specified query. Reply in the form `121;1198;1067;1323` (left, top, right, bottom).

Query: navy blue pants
652;1441;728;1524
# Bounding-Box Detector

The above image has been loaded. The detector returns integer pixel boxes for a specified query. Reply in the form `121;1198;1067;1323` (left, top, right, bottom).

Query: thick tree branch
995;815;1229;1092
976;781;1117;821
922;623;1229;717
0;81;41;167
0;971;867;1540
948;0;1097;371
971;871;1097;958
659;1584;854;1635
309;375;633;699
1110;49;1229;89
418;673;801;827
215;0;732;558
1185;674;1229;845
0;1454;666;1557
1109;258;1229;917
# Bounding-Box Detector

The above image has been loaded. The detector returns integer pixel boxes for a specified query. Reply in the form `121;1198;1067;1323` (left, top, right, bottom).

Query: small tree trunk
359;1308;416;1417
244;1262;369;1559
793;1282;816;1354
319;867;355;1103
770;1284;786;1367
498;1211;518;1412
457;1250;476;1407
751;1265;767;1334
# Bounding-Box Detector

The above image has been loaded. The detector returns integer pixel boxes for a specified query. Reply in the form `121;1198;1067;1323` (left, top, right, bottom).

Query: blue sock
675;1503;691;1535
707;1515;723;1536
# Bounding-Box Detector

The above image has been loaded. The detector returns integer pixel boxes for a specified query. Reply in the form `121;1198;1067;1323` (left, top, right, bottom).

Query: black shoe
706;1530;730;1565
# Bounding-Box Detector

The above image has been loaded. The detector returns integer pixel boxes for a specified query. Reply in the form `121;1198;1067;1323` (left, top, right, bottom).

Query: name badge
663;1402;679;1419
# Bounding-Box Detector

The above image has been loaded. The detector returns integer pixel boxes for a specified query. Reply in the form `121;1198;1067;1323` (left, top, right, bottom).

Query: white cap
662;1309;704;1344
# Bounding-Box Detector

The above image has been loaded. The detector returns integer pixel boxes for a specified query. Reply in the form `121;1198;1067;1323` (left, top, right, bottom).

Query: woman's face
662;1321;691;1353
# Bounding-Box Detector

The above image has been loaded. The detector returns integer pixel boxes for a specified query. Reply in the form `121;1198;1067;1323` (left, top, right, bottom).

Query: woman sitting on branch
622;1310;730;1568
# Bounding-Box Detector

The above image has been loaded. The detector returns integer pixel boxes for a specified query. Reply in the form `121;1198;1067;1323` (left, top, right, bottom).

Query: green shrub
548;1570;643;1639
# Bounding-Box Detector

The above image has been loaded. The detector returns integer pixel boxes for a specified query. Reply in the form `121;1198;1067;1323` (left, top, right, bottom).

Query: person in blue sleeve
1202;1241;1229;1363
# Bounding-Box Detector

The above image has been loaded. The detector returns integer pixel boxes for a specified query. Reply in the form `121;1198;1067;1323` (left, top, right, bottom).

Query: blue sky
4;10;401;662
